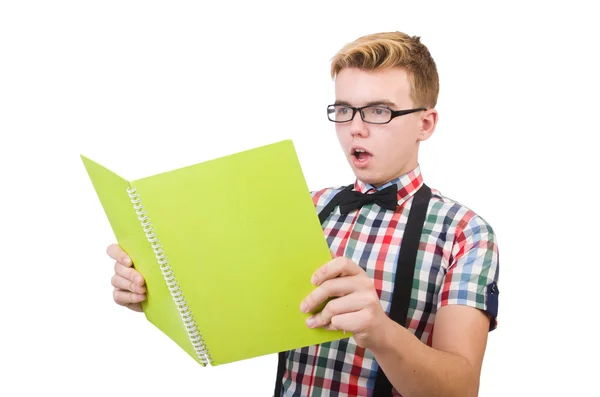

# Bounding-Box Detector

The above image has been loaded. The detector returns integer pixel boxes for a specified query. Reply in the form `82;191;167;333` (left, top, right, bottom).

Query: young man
107;31;499;397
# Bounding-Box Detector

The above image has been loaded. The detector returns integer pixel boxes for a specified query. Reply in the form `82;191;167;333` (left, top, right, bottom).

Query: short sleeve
437;214;500;331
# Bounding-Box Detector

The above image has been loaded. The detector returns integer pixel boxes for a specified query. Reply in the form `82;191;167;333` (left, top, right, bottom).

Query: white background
1;1;598;396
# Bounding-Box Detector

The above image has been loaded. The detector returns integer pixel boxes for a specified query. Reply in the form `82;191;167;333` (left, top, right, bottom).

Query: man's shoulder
429;187;496;237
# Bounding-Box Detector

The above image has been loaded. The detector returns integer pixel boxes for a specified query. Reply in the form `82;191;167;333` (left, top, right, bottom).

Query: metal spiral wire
127;187;211;366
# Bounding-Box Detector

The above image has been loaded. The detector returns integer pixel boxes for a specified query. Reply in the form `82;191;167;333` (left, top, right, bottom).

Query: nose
349;110;369;138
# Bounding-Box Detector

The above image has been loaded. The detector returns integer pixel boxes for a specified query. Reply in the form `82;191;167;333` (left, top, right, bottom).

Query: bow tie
337;184;399;215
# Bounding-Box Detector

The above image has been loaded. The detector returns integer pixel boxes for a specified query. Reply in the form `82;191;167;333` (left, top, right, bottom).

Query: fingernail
133;294;146;303
135;275;143;285
300;301;309;313
306;316;315;328
311;275;318;285
122;256;131;265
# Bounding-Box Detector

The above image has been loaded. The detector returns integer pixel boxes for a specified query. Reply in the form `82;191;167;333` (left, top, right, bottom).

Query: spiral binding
127;187;212;366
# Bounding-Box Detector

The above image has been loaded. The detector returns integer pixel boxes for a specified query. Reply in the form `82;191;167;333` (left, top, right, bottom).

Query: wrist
368;317;410;358
365;315;397;351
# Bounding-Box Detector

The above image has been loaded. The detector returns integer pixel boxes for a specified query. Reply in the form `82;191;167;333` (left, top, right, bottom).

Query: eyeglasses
327;104;427;124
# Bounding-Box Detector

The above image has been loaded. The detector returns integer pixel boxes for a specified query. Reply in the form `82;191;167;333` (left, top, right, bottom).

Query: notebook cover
82;140;346;366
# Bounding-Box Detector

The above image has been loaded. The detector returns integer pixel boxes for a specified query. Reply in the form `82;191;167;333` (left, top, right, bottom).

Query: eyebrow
333;99;398;108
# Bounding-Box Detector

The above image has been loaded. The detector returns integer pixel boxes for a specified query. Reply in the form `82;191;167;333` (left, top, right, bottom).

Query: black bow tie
337;184;399;215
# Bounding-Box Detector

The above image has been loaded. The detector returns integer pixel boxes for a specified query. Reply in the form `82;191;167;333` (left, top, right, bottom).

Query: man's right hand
107;244;146;312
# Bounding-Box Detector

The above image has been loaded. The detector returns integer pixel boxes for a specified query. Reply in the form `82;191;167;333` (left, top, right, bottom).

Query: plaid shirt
280;165;500;397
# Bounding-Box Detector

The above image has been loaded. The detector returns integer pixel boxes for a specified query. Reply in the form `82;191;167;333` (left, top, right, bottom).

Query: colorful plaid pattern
280;165;500;397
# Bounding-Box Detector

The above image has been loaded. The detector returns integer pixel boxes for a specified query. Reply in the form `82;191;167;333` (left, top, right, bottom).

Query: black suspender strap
372;184;431;397
274;351;287;397
274;184;431;397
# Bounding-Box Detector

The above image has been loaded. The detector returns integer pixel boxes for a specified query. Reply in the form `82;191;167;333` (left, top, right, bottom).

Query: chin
352;168;386;187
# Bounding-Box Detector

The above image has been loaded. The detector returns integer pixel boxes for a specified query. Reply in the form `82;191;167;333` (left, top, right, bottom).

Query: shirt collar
354;165;424;208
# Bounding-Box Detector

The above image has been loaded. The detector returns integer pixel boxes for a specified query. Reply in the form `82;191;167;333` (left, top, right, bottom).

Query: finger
106;244;132;266
301;276;366;314
311;257;362;286
111;274;146;294
113;289;146;306
306;293;365;328
114;261;145;287
326;310;372;333
329;249;338;259
325;310;370;333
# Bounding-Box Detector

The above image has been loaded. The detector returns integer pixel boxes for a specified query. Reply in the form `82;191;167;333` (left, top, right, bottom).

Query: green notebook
81;140;346;366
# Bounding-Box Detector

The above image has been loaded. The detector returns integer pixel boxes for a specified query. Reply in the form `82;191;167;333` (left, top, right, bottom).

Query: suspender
372;183;431;396
274;184;432;397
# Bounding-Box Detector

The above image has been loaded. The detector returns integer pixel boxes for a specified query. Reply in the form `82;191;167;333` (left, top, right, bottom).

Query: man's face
334;67;433;187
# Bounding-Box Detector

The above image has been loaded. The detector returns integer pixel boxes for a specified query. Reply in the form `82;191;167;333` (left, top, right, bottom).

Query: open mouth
352;148;372;162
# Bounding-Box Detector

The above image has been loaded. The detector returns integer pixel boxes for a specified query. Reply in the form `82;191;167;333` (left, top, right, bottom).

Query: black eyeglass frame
327;104;427;124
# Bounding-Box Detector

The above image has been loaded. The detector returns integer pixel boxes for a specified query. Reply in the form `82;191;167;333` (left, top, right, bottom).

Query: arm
369;305;489;397
301;216;499;397
301;260;490;397
371;211;499;397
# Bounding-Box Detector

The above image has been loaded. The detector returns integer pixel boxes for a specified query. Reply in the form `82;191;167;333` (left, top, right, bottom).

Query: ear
418;109;438;142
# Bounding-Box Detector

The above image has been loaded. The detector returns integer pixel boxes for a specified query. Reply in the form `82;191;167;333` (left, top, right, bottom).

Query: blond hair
331;31;439;108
